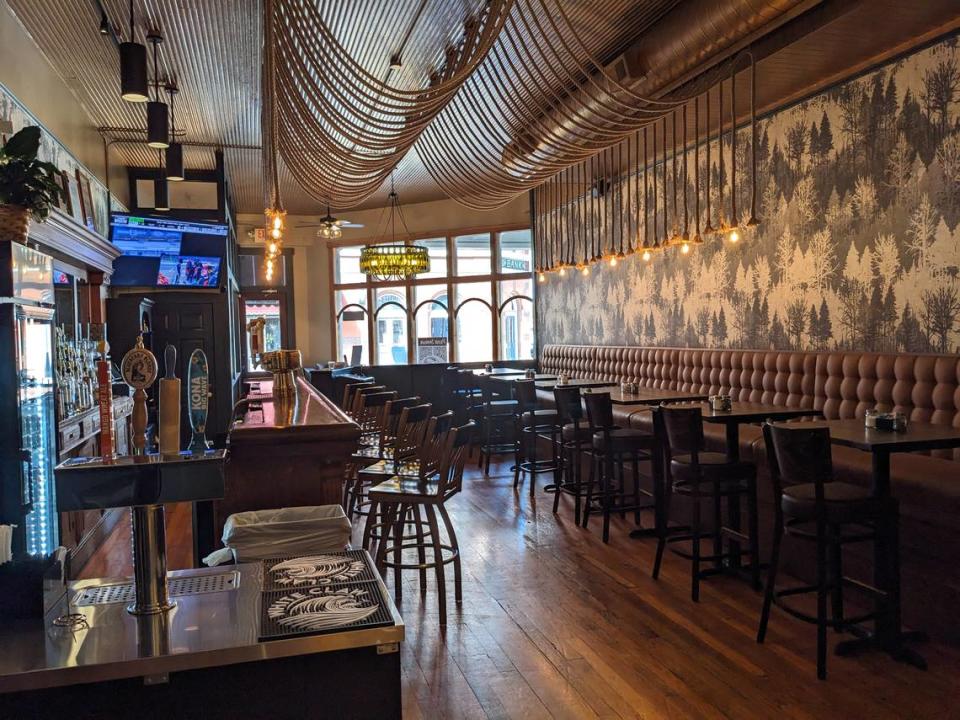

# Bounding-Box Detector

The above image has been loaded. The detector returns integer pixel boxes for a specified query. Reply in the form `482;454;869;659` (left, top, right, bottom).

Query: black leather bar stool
652;404;761;601
758;421;891;680
370;422;473;625
476;374;518;475
552;385;593;523
581;391;657;543
513;379;559;495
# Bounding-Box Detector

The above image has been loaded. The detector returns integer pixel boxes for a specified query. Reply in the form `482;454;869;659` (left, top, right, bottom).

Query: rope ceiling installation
418;0;696;211
261;0;513;213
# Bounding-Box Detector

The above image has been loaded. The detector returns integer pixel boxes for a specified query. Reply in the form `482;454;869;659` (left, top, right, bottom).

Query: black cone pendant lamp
120;0;148;102
165;84;184;181
154;151;170;211
146;32;169;149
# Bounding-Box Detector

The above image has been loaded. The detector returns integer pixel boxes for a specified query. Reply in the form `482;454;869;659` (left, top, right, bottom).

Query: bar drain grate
74;571;240;607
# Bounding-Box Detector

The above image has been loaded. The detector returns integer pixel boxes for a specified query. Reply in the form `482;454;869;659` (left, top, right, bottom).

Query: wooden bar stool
758;421;891;680
552;385;593;523
340;379;374;411
651;404;761;600
370;422;474;625
353;390;396;442
581;391;657;543
361;411;455;552
513;379;559;495
348;384;387;422
346;401;432;521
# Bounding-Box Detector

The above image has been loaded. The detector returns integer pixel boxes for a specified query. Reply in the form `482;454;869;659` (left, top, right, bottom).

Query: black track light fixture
165;84;184;181
154;151;170;212
146;32;169;148
119;0;148;102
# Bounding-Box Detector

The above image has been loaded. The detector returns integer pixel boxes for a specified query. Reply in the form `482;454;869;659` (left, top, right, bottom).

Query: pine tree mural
538;37;960;355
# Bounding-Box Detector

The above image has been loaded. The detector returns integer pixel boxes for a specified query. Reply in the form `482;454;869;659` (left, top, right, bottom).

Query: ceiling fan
295;205;364;239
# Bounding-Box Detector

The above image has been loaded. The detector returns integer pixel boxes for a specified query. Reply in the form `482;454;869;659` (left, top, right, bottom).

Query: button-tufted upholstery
541;345;960;457
538;344;960;644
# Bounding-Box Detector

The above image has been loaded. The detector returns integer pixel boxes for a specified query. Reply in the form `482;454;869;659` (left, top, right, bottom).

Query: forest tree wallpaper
537;35;960;355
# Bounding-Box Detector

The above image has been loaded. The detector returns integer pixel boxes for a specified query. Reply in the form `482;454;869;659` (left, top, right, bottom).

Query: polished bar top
0;561;403;694
230;377;360;445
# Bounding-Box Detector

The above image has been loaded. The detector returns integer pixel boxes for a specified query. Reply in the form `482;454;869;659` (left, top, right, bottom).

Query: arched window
499;295;534;361
335;288;368;364
374;289;408;365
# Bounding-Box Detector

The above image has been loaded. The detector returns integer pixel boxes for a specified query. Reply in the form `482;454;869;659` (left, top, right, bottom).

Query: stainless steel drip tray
74;570;240;607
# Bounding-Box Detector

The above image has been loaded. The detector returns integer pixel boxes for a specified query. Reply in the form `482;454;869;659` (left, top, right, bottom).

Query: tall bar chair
347;384;387;424
346;399;429;519
581;391;658;543
341;380;376;413
361;411;454;553
370;422;474;625
552;385;593;523
758;421;891;680
476;374;519;475
513;379;559;495
353;390;396;443
651;404;761;601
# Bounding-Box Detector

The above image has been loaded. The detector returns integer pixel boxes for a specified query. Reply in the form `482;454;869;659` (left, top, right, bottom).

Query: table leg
835;449;927;668
725;423;742;569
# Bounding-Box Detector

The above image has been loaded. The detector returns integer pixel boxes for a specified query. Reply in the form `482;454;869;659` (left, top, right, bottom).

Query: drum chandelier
358;178;429;282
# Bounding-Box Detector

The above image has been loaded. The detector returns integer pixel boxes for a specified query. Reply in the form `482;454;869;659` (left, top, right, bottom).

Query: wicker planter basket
0;205;30;244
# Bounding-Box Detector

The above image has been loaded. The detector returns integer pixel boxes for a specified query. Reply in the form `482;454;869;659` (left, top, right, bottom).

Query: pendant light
165;84;184;181
704;88;714;235
146;32;169;149
120;0;148;102
154;151;170;212
746;53;760;228
728;63;739;243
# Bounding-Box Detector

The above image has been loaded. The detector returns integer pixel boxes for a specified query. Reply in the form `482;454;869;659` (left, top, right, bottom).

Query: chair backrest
418;410;455;478
583;391;615;430
554;385;583;424
514;379;538;412
341;380;374;410
392;403;433;459
653;404;704;460
350;384;386;414
436;422;475;496
380;396;422;445
762;422;834;507
355;390;397;433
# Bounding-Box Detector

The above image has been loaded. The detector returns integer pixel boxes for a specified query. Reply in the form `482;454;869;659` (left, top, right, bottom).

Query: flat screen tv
157;255;221;287
110;214;228;287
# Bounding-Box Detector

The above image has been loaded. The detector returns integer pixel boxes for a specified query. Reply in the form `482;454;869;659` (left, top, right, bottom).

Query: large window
330;228;533;365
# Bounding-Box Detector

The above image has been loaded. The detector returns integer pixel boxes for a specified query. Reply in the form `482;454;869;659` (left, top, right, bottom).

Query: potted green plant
0;126;64;243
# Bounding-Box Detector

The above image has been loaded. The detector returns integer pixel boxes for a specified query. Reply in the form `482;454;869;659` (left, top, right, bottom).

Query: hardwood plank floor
83;461;958;719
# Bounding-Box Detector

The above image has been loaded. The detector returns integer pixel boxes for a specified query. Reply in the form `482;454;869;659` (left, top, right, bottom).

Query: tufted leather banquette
538;344;960;643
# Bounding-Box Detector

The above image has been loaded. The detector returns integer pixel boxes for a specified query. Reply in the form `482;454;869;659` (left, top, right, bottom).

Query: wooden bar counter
214;376;360;543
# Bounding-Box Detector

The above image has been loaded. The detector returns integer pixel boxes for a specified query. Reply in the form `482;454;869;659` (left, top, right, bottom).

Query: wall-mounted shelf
27;209;119;276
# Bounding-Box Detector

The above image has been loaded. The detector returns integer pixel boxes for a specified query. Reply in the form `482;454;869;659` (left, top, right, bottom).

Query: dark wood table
820;418;960;669
697;401;822;462
606;387;708;405
535;378;616;391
